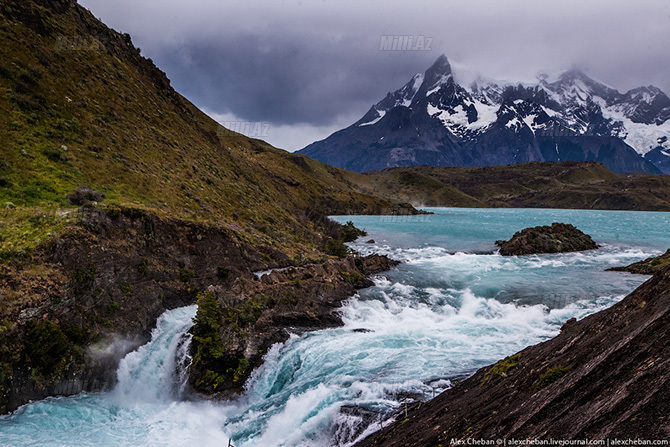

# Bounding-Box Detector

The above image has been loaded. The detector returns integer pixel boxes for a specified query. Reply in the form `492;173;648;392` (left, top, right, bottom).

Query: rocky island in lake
496;223;599;256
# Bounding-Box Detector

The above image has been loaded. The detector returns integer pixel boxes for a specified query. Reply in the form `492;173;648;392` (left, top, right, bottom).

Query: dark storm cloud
152;34;434;126
79;0;670;150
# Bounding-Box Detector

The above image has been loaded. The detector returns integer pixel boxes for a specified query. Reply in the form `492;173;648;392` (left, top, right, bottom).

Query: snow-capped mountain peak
300;55;668;174
422;53;453;94
469;76;509;105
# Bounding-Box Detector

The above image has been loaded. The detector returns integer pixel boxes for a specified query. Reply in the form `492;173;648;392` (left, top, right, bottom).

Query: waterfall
175;332;194;397
4;208;667;447
112;305;198;403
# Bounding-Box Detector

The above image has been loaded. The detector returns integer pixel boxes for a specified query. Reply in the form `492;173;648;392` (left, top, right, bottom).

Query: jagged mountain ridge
299;54;669;174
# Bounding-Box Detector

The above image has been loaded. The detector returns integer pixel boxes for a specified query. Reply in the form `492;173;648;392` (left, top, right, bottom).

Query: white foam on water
113;306;197;404
0;305;238;447
251;384;339;447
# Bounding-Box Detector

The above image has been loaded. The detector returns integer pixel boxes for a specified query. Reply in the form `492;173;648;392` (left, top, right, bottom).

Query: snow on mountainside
299;54;668;174
356;73;424;126
535;71;670;155
416;66;669;155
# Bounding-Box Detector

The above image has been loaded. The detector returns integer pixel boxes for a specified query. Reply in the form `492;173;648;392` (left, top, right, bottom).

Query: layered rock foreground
496;222;598;256
0;206;271;413
355;265;670;445
0;204;396;413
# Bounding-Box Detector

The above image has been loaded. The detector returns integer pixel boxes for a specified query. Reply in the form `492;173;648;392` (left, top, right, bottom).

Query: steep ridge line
300;54;669;174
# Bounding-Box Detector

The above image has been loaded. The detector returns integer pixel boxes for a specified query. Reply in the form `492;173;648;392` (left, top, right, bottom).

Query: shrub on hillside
67;186;105;206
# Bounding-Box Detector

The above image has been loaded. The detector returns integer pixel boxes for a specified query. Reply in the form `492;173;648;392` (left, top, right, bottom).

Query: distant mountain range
299;54;670;174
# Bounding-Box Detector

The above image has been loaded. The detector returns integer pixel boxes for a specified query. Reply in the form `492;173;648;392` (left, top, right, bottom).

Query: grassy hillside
352;161;670;210
0;0;412;261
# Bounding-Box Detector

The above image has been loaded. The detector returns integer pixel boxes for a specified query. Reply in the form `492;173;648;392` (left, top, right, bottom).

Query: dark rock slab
187;254;400;399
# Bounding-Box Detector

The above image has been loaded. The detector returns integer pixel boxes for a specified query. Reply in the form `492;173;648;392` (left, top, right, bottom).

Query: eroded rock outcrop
187;254;400;398
0;204;399;413
496;222;598;256
0;206;283;414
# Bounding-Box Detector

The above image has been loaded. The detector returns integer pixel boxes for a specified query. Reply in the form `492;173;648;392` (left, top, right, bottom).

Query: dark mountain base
645;144;670;175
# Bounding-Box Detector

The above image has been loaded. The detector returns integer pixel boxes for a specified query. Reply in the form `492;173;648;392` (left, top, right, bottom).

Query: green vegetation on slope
0;0;412;261
536;366;570;391
481;354;520;385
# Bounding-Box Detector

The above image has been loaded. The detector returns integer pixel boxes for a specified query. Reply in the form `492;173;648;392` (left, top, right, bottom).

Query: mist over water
2;208;669;446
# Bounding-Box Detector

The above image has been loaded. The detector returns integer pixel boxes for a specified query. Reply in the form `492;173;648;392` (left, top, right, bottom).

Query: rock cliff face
496;223;598;256
0;204;399;413
355;266;670;446
187;255;400;398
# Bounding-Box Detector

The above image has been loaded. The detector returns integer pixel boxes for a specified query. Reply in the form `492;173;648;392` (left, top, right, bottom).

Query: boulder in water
495;222;598;256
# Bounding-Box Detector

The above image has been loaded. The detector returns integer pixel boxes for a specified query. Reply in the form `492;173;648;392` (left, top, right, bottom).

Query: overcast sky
79;0;670;151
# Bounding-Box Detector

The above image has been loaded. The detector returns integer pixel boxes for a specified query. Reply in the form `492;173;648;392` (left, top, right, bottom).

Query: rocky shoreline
608;249;670;275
